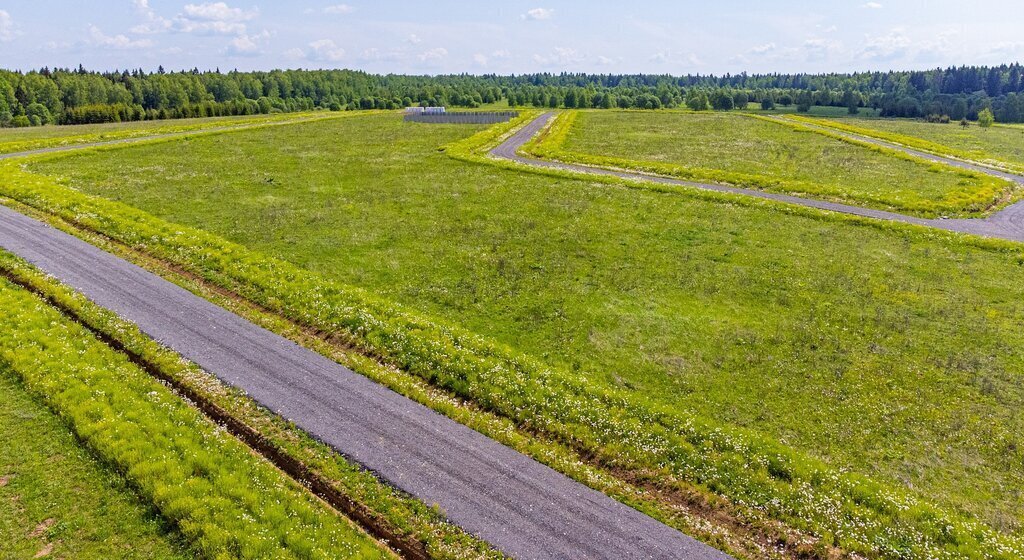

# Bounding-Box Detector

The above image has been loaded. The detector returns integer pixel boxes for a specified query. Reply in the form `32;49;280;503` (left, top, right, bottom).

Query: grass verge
0;365;190;560
782;115;1024;176
0;262;392;560
1;122;1023;559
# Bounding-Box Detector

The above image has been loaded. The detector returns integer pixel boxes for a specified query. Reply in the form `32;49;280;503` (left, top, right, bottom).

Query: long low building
404;106;447;114
404;110;519;124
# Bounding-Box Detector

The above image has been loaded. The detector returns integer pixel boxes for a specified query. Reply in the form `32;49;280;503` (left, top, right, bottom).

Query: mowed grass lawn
0;369;189;560
556;111;1003;214
31;113;1024;536
820;116;1024;169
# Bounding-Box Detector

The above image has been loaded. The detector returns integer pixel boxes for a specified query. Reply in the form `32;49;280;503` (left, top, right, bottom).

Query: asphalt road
493;112;1024;242
0;204;732;560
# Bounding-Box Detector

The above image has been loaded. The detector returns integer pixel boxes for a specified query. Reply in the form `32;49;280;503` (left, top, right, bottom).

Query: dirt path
493;112;1024;243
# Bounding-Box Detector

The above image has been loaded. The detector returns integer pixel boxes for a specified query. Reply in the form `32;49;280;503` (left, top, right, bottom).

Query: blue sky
0;1;1022;74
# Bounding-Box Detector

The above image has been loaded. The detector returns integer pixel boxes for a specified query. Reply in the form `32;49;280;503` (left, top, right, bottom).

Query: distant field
548;110;1010;216
0;111;332;155
744;101;882;117
0;368;189;560
25;112;1024;544
796;116;1024;172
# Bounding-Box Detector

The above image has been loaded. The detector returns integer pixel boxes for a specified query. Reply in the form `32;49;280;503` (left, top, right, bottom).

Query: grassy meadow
544;110;1012;216
743;102;882;117
0;367;190;560
20;112;1024;551
791;115;1024;173
0;111;333;155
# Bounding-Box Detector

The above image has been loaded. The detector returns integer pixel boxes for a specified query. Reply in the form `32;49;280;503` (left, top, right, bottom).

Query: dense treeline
1;63;1023;127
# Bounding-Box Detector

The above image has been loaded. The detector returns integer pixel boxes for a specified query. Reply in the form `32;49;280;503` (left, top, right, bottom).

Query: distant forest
2;64;1024;126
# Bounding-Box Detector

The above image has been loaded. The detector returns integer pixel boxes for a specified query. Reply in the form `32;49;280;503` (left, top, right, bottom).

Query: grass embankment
0;111;346;155
8;113;1024;558
0;262;391;560
784;114;1024;175
526;110;1014;216
0;367;190;560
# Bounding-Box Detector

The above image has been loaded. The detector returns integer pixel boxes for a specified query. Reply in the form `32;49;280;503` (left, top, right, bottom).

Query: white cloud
88;25;153;49
324;4;354;15
417;47;448;62
802;38;841;61
521;8;553;21
131;0;173;33
131;22;170;34
183;2;257;21
358;47;405;63
133;2;258;36
406;33;422;44
284;47;304;58
176;19;247;34
472;49;511;66
986;41;1024;57
860;28;911;61
596;55;622;66
307;38;346;61
224;31;269;56
648;50;703;66
534;47;584;66
0;10;14;42
750;42;776;55
862;1;882;7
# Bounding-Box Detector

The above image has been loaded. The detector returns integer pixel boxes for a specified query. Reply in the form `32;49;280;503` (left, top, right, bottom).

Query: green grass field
743;102;882;117
0;270;389;559
544;110;1011;216
792;115;1024;173
0;111;333;155
0;368;190;560
22;112;1024;552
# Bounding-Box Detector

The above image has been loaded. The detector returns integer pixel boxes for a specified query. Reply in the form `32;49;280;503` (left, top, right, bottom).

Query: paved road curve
0;204;732;560
492;113;1024;243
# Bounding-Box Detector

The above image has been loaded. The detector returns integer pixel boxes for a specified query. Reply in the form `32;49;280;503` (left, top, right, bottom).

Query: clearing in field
18;112;1024;552
537;110;1013;216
